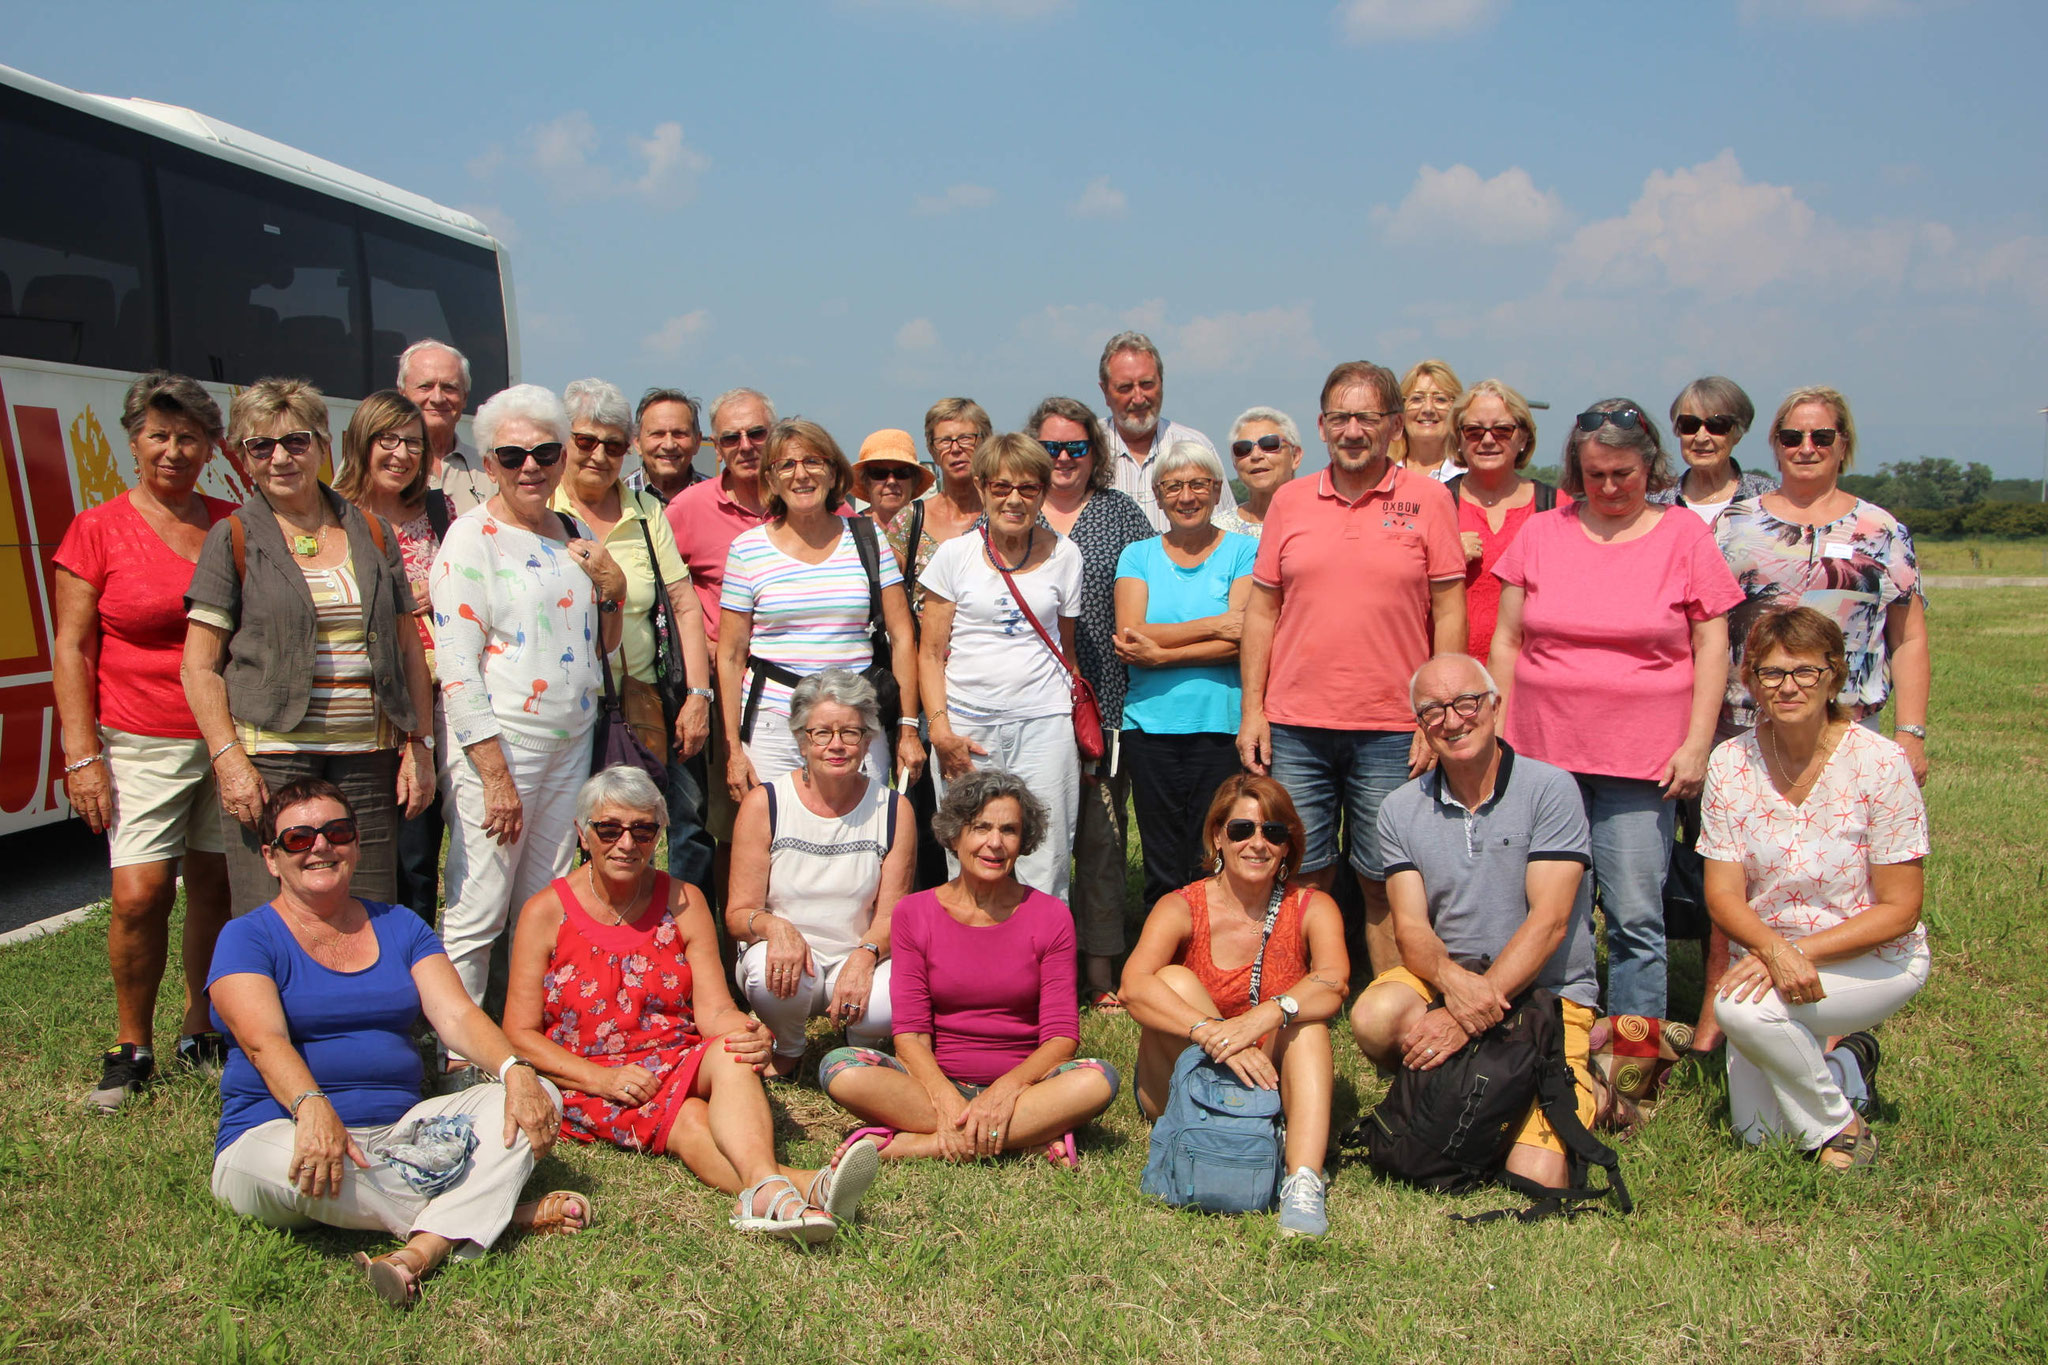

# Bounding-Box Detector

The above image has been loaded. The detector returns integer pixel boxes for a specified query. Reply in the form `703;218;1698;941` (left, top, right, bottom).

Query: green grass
1915;537;2048;576
4;591;2045;1362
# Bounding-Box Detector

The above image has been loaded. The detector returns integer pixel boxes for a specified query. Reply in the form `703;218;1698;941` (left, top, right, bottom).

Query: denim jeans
663;749;715;894
1266;725;1411;879
1124;730;1243;912
1573;772;1676;1019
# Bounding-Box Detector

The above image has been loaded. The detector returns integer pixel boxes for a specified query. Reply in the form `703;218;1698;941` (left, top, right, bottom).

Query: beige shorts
103;728;226;867
706;716;738;842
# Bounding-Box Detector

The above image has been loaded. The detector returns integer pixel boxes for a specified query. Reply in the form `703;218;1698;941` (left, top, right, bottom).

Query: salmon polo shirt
1251;462;1463;732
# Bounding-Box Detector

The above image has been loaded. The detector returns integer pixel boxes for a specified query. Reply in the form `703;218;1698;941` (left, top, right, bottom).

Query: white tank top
763;771;895;960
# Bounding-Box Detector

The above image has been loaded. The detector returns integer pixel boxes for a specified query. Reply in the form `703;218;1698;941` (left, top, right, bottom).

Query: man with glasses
1096;330;1237;531
1239;361;1466;975
1347;654;1599;1191
628;387;705;504
399;340;490;514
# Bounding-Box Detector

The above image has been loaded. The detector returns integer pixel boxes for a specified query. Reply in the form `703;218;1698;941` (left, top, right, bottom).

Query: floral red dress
543;871;711;1153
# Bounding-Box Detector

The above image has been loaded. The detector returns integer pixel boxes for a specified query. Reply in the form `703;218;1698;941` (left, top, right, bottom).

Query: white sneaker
1277;1166;1328;1238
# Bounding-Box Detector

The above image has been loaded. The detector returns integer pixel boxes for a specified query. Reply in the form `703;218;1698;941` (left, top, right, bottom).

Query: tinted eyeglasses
1224;818;1290;845
1040;440;1092;461
1415;691;1493;727
242;430;317;461
1232;434;1286;458
1776;427;1840;449
1458;423;1520;445
1674;414;1739;437
571;431;630;457
272;817;359;853
587;818;661;845
861;464;918;483
715;425;770;451
493;442;565;469
1575;408;1645;433
984;480;1043;500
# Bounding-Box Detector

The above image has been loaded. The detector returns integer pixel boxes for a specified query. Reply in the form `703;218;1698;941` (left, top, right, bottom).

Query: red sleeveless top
1174;879;1311;1020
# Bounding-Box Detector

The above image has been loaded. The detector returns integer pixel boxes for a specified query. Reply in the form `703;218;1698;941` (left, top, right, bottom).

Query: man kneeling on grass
1348;654;1600;1188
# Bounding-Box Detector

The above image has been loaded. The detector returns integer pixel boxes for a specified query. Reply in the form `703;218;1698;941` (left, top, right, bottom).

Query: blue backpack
1140;1044;1286;1214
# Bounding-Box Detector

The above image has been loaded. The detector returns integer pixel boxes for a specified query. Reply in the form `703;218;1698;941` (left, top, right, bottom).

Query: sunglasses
1575;408;1645;433
1040;440;1092;461
1231;434;1286;458
1458;423;1520;444
587;818;661;845
272;817;359;854
984;480;1043;500
1674;414;1738;437
715;425;770;450
493;442;565;469
861;464;918;483
372;431;425;456
1224;818;1290;845
1776;427;1840;449
241;430;316;460
571;431;630;457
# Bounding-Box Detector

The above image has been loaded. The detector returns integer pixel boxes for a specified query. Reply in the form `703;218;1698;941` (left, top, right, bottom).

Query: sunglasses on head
241;430;317;460
1224;818;1289;845
715;425;769;450
587;818;661;845
1776;427;1839;449
571;431;630;457
1231;434;1285;458
272;817;359;854
1040;439;1092;461
493;442;564;469
1674;414;1738;437
1575;408;1645;433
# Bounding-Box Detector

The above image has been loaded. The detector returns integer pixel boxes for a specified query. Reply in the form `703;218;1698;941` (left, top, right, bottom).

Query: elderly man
1239;360;1466;973
630;387;704;503
1348;654;1600;1189
400;340;490;514
1214;405;1304;539
1097;331;1238;531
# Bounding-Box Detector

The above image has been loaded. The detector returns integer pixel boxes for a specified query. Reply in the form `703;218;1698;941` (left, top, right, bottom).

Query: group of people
51;330;1932;1299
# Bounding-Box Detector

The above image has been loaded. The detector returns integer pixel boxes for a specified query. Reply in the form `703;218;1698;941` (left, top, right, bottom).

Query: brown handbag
983;527;1106;762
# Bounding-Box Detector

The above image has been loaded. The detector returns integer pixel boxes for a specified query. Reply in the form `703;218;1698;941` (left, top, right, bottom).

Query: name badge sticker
1822;541;1854;560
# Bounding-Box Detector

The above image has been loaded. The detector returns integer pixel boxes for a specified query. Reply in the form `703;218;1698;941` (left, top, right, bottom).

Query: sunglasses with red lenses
271;817;359;854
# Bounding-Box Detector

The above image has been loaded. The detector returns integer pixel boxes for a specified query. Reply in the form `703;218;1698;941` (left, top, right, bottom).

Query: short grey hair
637;386;699;434
1560;397;1675;497
562;378;631;434
395;339;471;394
474;383;570;453
1669;376;1756;441
575;765;668;828
931;769;1048;858
787;668;880;740
1409;653;1499;711
1097;330;1163;386
708;387;778;433
121;370;223;441
1151;439;1226;490
1229;405;1301;451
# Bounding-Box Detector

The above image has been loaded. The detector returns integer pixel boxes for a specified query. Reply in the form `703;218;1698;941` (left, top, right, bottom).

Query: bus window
364;222;509;401
157;163;367;397
0;112;156;372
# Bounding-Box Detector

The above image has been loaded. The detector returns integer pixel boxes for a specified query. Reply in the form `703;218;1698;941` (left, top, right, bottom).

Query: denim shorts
1266;724;1411;880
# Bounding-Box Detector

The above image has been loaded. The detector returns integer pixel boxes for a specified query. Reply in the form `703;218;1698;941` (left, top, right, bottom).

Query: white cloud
1175;305;1322;375
642;309;712;357
465;145;506;180
914;182;997;216
1375;164;1566;245
1335;0;1506;42
526;112;710;207
1069;175;1128;220
895;318;939;351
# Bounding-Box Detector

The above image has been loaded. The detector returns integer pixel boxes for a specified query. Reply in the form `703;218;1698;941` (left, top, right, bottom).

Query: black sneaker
87;1044;155;1114
1836;1031;1882;1119
175;1031;229;1073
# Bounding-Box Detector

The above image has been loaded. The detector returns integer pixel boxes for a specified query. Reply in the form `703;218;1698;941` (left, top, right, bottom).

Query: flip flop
835;1126;896;1162
807;1136;881;1222
1043;1130;1080;1171
1084;990;1126;1014
731;1175;835;1245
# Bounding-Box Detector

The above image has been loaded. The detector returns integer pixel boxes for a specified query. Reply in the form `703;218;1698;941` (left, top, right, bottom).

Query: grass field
3;590;2044;1363
1916;537;2048;576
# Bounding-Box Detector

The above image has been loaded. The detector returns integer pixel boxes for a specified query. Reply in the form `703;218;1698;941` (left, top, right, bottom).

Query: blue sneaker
1277;1167;1329;1238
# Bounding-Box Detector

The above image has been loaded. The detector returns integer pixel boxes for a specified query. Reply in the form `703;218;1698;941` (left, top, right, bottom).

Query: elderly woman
502;766;881;1242
1213;406;1304;539
854;428;933;538
1650;376;1776;524
887;398;990;612
820;770;1120;1165
1113;442;1258;911
1489;399;1744;1021
1120;775;1348;1237
1445;379;1565;662
1396;359;1463;483
717;418;922;801
1030;395;1153;1005
919;433;1086;903
1702;609;1928;1170
724;670;916;1080
428;383;626;1023
207;779;581;1310
183;378;434;917
54;371;237;1111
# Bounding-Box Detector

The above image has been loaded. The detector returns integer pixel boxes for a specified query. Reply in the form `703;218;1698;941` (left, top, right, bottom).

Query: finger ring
1424;1047;1436;1056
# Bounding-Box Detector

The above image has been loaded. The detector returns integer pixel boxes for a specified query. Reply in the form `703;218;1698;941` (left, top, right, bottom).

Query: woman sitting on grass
206;780;582;1310
1702;608;1929;1170
820;769;1120;1166
502;765;882;1244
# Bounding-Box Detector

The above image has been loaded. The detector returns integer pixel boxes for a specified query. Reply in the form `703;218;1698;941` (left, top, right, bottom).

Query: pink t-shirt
1252;465;1463;731
53;492;238;739
1492;505;1743;780
664;474;771;646
888;887;1078;1086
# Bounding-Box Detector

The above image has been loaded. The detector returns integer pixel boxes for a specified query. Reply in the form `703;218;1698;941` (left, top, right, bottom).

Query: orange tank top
1176;879;1311;1020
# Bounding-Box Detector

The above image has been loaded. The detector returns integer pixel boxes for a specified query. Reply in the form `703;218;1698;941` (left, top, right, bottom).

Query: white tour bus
0;62;518;835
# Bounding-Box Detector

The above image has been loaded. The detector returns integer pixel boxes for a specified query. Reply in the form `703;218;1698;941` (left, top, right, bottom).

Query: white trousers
932;714;1079;903
441;737;591;1005
1718;950;1928;1149
210;1080;562;1256
735;939;894;1058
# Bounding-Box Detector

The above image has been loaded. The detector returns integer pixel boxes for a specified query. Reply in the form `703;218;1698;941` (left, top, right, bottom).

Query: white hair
396;339;471;393
474;383;570;453
562;378;632;433
1150;439;1227;490
787;668;881;738
575;765;668;828
1408;653;1499;710
1230;405;1301;450
708;387;777;433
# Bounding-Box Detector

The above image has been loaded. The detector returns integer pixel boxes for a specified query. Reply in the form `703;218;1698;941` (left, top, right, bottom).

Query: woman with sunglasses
1395;359;1464;484
1028;395;1152;1008
207;779;583;1310
1120;774;1349;1238
1214;407;1304;539
502;764;883;1243
1650;376;1777;525
185;378;435;917
1444;379;1565;662
853;428;933;537
427;384;626;1034
1488;399;1744;1023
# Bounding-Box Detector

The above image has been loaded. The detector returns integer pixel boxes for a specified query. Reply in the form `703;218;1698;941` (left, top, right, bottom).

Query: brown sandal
518;1189;595;1236
354;1245;430;1309
1812;1120;1879;1172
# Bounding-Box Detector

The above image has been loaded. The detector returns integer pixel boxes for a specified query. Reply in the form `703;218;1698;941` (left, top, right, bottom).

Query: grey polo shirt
1377;742;1600;1009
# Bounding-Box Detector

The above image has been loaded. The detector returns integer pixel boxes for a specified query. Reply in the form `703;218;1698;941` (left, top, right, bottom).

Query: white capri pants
1718;949;1928;1149
735;939;894;1058
211;1079;562;1257
931;713;1079;904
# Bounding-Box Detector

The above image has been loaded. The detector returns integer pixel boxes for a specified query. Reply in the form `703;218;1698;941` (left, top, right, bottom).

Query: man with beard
400;340;490;514
1097;331;1237;531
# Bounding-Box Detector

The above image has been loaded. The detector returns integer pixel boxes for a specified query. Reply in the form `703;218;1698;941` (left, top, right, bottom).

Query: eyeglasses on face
983;480;1043;500
241;430;317;461
771;456;831;478
1231;434;1286;458
1575;408;1645;433
372;431;426;456
861;464;918;484
1322;409;1393;430
1405;392;1453;410
715;425;770;450
1040;440;1092;461
1459;423;1520;445
932;432;982;451
571;431;630;457
587;818;661;845
1674;414;1738;437
1776;428;1839;449
1415;691;1494;727
1157;478;1218;498
492;442;564;469
1223;818;1290;845
272;817;359;853
1753;663;1832;689
802;725;868;746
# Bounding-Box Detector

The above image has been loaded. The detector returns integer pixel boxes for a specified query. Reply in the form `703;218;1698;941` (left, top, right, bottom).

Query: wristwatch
1275;993;1300;1024
1896;724;1927;740
685;687;715;701
408;732;436;752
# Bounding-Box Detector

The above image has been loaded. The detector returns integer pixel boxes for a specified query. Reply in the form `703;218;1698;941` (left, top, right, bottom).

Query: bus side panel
0;374;60;824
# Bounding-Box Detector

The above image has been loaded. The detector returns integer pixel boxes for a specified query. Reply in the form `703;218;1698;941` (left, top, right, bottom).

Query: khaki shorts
102;728;226;867
1373;966;1596;1156
706;716;738;842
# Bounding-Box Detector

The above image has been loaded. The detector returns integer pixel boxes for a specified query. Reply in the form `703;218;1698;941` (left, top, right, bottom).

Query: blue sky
11;0;2047;477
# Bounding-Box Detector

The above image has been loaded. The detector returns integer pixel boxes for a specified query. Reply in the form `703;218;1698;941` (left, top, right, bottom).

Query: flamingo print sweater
430;503;603;752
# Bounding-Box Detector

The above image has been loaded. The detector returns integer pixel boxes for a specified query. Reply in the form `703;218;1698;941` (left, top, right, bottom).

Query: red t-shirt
53;491;238;739
1252;465;1463;732
1461;488;1571;661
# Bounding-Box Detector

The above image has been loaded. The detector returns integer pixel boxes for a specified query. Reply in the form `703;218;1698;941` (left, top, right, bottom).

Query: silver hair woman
1217;405;1303;539
1652;376;1775;521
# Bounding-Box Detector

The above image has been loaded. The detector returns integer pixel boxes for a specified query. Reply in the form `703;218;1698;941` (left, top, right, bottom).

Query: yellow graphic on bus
70;405;125;511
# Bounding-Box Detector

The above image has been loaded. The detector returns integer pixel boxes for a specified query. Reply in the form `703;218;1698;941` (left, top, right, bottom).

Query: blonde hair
228;377;330;455
1449;379;1537;470
761;418;855;520
1769;386;1858;471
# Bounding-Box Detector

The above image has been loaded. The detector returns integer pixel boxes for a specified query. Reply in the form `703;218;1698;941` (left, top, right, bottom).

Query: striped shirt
197;560;392;753
1105;417;1237;532
720;520;901;718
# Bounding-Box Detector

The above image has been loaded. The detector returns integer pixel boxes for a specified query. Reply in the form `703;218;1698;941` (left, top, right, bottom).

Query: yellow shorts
1372;966;1596;1156
102;728;226;867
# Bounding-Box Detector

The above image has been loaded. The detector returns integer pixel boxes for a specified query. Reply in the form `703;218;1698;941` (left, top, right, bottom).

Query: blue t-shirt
1114;532;1258;735
207;901;444;1156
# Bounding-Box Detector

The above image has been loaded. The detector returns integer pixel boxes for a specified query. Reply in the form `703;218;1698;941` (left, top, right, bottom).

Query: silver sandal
806;1136;881;1223
730;1174;835;1244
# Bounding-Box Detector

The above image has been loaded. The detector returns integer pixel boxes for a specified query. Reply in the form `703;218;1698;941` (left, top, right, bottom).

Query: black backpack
1353;989;1632;1224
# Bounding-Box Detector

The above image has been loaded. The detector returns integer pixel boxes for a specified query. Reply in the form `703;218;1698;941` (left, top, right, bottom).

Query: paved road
1922;575;2048;589
0;818;111;938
